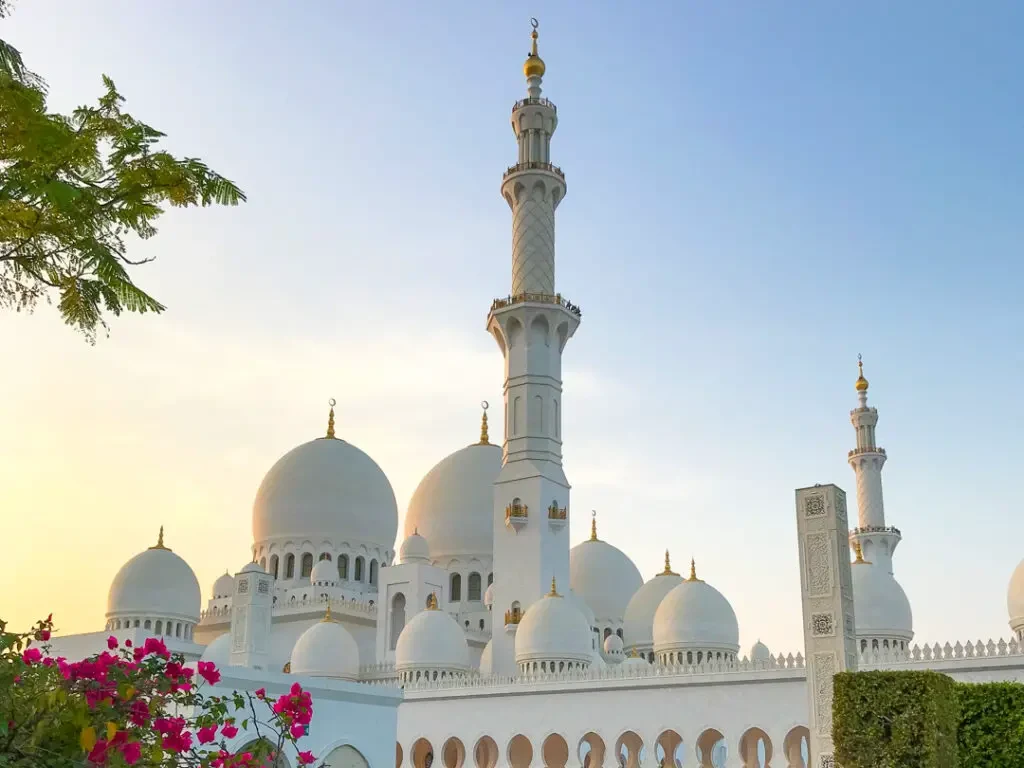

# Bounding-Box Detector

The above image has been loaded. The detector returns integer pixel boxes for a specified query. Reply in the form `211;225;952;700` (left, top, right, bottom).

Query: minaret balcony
504;608;522;631
512;96;557;113
505;503;529;532
503;161;565;182
490;292;582;318
851;525;901;538
547;502;567;530
848;446;886;458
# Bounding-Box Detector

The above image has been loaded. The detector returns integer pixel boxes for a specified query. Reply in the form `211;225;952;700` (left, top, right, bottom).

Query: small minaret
229;561;274;670
487;20;580;676
847;356;901;574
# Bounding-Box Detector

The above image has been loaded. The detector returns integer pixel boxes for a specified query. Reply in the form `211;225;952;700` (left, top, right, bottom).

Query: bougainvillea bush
0;616;316;767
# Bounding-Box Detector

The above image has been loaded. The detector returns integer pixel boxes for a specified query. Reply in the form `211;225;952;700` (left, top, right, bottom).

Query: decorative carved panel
805;532;833;597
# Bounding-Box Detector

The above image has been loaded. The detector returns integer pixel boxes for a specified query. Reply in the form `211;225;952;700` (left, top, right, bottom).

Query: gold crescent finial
548;575;560;597
855;354;869;393
149;525;169;551
479;400;490;444
326;398;337;438
661;549;676;576
590;510;598;541
322;603;334;622
427;592;439;610
523;18;546;78
688;557;702;582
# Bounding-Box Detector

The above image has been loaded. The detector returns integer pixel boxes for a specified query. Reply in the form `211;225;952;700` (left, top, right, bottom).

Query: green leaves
0;39;245;340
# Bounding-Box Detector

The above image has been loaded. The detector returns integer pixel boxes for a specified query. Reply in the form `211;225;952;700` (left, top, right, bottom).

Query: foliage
833;670;960;768
0;616;316;767
956;681;1024;768
0;3;244;340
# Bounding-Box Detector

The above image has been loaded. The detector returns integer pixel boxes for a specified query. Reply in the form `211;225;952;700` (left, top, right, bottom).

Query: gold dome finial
855;354;869;393
852;540;871;565
326;398;337;438
688;557;703;582
149;525;169;551
479;400;490;444
661;550;677;576
427;592;439;610
322;603;335;623
548;575;560;597
523;18;546;79
590;510;598;541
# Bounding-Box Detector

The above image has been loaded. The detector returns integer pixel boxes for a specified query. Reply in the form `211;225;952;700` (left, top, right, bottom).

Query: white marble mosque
46;22;1024;768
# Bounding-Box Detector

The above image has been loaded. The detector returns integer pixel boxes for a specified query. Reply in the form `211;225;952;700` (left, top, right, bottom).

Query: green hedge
834;670;960;768
834;671;1024;768
957;682;1024;768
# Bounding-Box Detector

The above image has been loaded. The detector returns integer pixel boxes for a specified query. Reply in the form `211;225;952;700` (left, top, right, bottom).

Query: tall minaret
487;20;580;676
847;356;901;574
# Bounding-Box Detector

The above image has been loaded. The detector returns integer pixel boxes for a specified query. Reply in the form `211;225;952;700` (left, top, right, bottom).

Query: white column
229;562;273;671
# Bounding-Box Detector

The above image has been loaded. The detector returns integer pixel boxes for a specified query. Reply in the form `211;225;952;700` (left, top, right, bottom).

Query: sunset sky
2;1;1023;655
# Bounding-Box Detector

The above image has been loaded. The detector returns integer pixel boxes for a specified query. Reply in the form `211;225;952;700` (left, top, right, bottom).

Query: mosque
47;22;1024;768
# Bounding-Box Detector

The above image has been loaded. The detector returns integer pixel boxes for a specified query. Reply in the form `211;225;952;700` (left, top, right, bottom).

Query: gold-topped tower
523;18;546;78
855;354;869;393
479;400;490;444
661;550;677;576
148;526;169;551
326;398;337;439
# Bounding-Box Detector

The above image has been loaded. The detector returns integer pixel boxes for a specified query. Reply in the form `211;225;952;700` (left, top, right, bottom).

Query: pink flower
141;637;170;659
124;639;132;648
129;700;150;726
161;731;193;753
290;723;305;739
164;661;184;679
38;630;51;641
87;740;109;764
298;750;316;765
21;648;42;665
197;660;221;685
119;741;141;765
106;636;118;650
254;687;266;699
221;723;238;739
197;725;218;745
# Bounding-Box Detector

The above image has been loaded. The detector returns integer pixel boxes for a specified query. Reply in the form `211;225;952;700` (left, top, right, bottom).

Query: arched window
338;554;349;580
390;593;406;650
154;620;162;635
319;552;332;561
450;573;462;602
354;556;364;582
616;628;623;638
487;572;493;586
468;572;482;601
603;627;612;639
479;619;485;630
300;553;314;578
285;554;295;579
370;559;378;585
269;555;279;580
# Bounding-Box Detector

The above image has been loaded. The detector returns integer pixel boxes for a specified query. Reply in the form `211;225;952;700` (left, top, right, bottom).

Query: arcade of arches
399;727;811;768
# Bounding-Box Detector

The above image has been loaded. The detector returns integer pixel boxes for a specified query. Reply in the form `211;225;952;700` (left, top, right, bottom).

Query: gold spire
322;603;335;623
855;354;869;393
852;540;871;565
548;575;561;597
326;398;337;438
148;526;169;551
479;401;490;444
427;592;439;610
688;557;703;582
629;646;639;658
590;510;598;541
523;18;546;78
661;549;677;576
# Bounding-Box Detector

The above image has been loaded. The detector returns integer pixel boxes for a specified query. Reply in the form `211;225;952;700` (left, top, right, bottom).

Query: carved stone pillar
795;484;858;767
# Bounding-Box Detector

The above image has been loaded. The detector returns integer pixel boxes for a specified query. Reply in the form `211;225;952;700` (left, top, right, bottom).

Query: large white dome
107;536;201;624
622;558;684;651
200;633;232;667
290;616;360;680
570;532;643;622
1009;559;1024;635
653;570;740;655
852;562;913;641
515;586;593;667
252;436;398;549
395;604;470;675
404;441;501;560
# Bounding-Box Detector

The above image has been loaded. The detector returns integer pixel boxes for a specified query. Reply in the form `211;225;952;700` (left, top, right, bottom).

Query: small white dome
290;616;360;680
750;640;771;663
852;563;913;640
310;559;336;585
252;436;398;551
1009;559;1024;634
570;534;643;622
483;583;495;609
107;537;201;623
404;442;501;559
199;633;232;668
399;531;431;565
479;639;493;675
515;586;593;667
653;570;739;655
622;563;684;651
603;633;624;656
395;605;470;674
212;571;235;600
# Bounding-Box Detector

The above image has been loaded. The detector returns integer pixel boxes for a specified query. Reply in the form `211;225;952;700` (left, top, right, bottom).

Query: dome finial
590;510;598;541
427;592;439;610
855;354;869;393
326;398;337;439
852;539;871;565
479;400;490;444
523;18;546;79
322;602;334;623
661;549;677;576
149;525;169;551
548;575;560;597
688;557;702;582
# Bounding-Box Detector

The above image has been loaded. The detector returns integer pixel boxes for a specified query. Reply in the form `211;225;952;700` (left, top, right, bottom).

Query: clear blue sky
2;1;1023;653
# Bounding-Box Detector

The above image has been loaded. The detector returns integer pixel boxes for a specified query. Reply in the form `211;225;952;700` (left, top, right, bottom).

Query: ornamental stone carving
805;532;833;598
812;612;835;637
